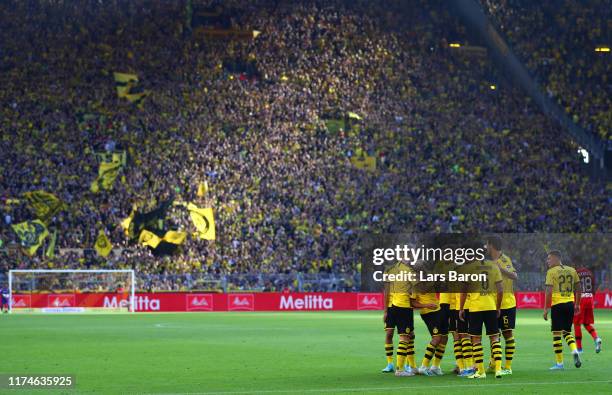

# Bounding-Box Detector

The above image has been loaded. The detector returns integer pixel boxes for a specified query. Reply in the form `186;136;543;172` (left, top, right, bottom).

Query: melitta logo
606;293;612;307
357;293;383;310
362;296;378;305
232;297;250;306
103;295;160;311
522;295;537;304
186;294;213;311
48;295;74;308
279;294;333;310
11;296;29;307
228;294;254;311
192;298;208;306
54;299;71;307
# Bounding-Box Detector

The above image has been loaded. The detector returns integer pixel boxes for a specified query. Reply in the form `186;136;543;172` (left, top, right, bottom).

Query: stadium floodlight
8;269;136;313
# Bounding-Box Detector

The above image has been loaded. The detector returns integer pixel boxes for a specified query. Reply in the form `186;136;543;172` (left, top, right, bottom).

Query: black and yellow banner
139;229;162;248
187;203;216;240
162;230;187;245
90;161;122;193
95;230;113;257
23;191;63;222
11;220;49;256
113;72;139;97
113;72;149;109
350;149;376;172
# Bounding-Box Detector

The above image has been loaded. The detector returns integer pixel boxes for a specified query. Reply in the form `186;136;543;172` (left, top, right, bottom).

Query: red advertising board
10;292;612;312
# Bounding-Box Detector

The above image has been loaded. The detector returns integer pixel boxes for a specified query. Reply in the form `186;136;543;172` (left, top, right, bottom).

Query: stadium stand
0;0;609;291
481;0;611;141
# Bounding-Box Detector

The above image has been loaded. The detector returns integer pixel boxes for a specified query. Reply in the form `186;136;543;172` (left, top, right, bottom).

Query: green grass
1;310;611;394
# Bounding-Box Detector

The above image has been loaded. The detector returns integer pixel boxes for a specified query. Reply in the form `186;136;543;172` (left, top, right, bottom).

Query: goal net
8;269;136;313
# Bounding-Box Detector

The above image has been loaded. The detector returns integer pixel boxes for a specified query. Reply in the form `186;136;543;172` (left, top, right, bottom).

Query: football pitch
2;310;611;394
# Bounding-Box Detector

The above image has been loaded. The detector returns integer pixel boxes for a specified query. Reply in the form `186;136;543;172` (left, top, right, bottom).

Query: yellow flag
113;72;139;97
350;151;376;172
347;111;362;120
120;210;134;236
94;230;113;257
197;181;209;197
23;191;63;222
139;229;162;248
187;203;216;240
90;161;122;193
11;220;48;256
124;91;149;109
163;230;187;245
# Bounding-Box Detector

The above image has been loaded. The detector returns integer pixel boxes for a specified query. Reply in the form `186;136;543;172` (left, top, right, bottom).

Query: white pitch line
148;379;612;395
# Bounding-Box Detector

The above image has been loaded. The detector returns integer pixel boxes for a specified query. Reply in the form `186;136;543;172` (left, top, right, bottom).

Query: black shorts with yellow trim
498;306;516;331
468;310;499;336
385;305;414;335
551;302;574;332
421;309;448;337
457;309;469;334
439;303;451;334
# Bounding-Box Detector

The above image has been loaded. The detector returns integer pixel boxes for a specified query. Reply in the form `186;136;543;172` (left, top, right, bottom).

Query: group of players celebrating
382;236;602;379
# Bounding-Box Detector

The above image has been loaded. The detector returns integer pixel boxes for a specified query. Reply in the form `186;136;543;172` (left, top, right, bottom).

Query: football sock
461;337;474;368
472;342;484;374
432;342;446;368
406;339;416;368
564;331;578;352
397;340;408;370
585;324;599;340
453;339;464;370
553;335;563;364
575;325;583;350
504;336;515;370
385;343;394;364
421;343;435;368
491;339;502;372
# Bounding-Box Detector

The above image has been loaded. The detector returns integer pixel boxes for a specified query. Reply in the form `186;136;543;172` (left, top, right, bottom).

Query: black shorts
499;307;516;331
385;305;414;335
449;309;459;332
457;310;470;334
421;309;448;336
551;302;574;332
468;310;499;336
439;303;451;334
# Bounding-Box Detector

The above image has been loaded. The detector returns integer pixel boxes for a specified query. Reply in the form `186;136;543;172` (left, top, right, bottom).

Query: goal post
8;269;136;313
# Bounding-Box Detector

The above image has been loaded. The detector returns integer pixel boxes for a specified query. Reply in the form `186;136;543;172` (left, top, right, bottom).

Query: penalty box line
152;379;612;395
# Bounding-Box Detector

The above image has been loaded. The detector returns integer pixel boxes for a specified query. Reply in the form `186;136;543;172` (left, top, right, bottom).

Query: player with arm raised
573;266;602;353
543;250;582;370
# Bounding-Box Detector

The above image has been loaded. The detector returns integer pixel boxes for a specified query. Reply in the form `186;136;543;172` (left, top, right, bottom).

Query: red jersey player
574;267;602;353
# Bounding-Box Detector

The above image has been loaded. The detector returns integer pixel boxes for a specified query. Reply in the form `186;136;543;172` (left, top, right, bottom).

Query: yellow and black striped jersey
545;265;580;306
466;260;502;312
385;262;413;308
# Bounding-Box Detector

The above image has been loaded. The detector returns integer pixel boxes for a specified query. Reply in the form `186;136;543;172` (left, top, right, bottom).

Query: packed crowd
481;0;611;141
1;0;609;291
